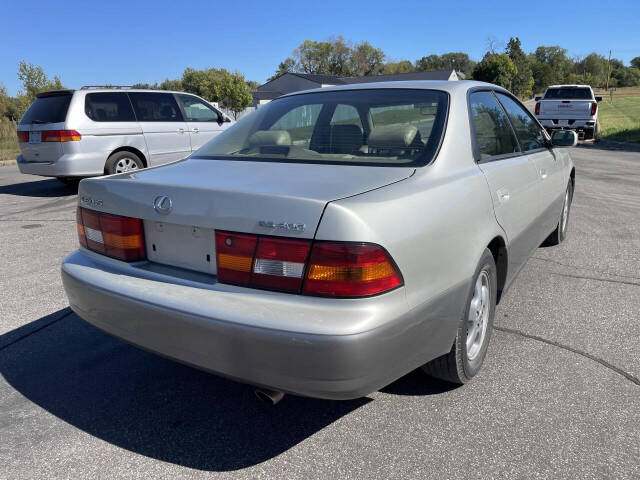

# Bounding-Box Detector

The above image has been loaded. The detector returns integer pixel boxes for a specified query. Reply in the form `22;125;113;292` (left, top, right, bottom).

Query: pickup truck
534;85;603;140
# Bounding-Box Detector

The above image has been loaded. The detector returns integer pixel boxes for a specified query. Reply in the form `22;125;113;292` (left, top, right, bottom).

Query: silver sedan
62;80;576;402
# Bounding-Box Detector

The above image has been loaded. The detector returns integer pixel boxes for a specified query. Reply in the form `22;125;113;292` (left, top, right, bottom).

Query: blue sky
2;0;639;96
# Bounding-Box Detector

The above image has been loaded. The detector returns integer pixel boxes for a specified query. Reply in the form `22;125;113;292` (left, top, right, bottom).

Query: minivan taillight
17;131;29;143
77;207;145;261
590;102;597;116
535;102;541;115
214;231;403;297
42;130;81;142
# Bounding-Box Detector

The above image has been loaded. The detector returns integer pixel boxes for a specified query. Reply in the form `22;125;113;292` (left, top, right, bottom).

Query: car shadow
0;309;373;471
0;178;77;198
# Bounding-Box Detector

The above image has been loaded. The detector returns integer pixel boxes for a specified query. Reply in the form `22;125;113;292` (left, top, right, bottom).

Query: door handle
539;168;547;179
177;128;185;133
497;188;510;203
192;127;199;133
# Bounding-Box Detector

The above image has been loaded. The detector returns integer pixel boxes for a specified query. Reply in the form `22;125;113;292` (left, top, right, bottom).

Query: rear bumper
537;118;596;130
61;250;466;399
17;152;105;177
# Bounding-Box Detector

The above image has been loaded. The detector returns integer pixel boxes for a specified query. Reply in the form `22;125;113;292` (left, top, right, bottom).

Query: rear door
495;92;564;239
469;91;542;281
128;92;191;166
175;94;228;151
17;91;72;162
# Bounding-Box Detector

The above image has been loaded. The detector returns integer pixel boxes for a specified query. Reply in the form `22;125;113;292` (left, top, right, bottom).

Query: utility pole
606;49;612;90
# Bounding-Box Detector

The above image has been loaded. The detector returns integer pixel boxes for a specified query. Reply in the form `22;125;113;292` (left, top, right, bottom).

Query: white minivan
16;87;234;183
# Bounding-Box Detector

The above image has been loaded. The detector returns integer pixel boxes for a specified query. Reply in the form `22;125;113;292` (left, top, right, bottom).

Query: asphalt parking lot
1;144;639;479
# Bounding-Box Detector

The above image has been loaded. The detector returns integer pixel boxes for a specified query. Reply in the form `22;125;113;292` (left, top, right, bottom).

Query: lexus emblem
153;195;173;214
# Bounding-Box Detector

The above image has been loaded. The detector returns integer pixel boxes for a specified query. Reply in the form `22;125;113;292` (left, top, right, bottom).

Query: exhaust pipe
254;388;285;405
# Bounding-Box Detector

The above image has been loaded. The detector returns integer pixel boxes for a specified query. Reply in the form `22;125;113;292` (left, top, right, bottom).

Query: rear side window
469;91;520;160
543;88;593;100
85;93;135;122
20;94;72;125
495;93;546;152
129;92;183;122
177;95;221;122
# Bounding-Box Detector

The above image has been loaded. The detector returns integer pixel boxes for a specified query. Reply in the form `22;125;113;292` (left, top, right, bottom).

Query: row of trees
269;37;640;97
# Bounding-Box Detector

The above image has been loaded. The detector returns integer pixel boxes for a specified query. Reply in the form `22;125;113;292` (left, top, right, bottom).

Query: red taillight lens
42;130;81;142
590;102;597;116
302;242;403;297
215;231;258;285
252;237;311;292
17;131;29;143
77;207;145;261
535;102;540;115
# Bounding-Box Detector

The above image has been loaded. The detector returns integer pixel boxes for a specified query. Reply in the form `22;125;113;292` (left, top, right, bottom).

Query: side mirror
224;116;232;123
535;96;542;101
551;130;578;148
595;96;603;102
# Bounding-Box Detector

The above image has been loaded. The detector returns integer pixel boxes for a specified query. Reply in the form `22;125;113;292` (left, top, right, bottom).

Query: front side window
128;92;183;122
85;93;135;122
495;93;545;152
177;95;221;122
469;91;520;160
194;89;448;167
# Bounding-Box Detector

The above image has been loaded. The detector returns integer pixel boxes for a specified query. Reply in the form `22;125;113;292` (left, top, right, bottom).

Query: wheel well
105;147;147;174
487;236;508;304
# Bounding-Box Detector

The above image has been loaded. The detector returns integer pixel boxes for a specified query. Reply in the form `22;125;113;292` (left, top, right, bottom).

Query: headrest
368;124;418;149
248;130;292;148
330;124;363;154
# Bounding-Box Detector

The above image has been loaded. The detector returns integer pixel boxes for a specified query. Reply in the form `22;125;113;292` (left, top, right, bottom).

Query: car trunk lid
78;158;414;273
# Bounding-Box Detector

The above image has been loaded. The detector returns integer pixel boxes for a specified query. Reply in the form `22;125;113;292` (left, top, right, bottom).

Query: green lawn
598;96;640;143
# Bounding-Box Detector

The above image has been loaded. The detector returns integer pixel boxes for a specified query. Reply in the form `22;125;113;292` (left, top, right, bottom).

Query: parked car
534;84;602;140
62;81;577;402
16;87;233;184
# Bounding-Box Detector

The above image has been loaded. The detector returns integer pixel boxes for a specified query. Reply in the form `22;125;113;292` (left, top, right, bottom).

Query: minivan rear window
543;88;593;100
194;89;449;167
85;92;136;122
20;94;72;125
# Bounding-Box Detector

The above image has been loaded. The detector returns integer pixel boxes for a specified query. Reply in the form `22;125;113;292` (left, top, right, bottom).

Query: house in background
253;69;464;106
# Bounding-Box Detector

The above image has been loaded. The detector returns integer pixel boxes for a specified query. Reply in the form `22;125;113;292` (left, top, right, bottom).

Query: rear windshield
20;94;72;125
543;88;593;100
194;89;449;167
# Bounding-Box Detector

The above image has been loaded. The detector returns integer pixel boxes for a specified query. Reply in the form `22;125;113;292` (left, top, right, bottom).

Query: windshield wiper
30;120;49;124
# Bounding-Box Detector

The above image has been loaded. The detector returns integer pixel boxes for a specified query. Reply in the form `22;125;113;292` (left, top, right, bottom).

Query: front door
129;92;191;166
176;94;228;151
469;91;542;283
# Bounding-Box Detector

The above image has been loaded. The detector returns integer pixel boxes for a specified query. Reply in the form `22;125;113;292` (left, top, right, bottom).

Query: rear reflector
17;131;29;143
215;231;403;297
77;207;145;261
42;130;81;142
303;242;403;297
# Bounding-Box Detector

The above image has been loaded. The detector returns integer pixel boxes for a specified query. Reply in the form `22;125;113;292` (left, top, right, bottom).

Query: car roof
546;84;591;89
280;80;507;98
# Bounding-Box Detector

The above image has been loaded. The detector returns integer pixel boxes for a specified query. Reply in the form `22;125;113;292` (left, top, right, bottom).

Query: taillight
215;231;258;286
535;102;540;115
42;130;81;142
214;231;403;297
77;207;145;261
590;102;597;116
303;242;403;297
17;131;29;143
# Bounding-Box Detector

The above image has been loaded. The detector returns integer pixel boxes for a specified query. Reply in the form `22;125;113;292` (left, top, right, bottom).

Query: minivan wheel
543;181;573;246
105;151;144;175
421;248;497;384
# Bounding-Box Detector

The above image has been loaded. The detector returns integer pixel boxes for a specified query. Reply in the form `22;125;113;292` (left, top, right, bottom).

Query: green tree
631;56;640;70
472;53;517;89
506;37;534;96
415;54;444;71
218;71;252;119
16;61;64;119
294;39;334;74
381;60;414;74
157;78;183;91
267;57;296;82
530;59;555;93
415;52;475;75
349;41;385;76
578;53;608;86
532;46;574;84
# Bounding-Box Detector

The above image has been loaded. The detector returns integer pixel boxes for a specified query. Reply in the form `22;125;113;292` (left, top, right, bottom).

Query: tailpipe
254;388;285;405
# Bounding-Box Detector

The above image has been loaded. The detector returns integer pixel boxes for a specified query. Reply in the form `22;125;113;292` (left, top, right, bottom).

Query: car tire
593;120;601;142
543;181;573;246
421;248;497;384
105;151;144;175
